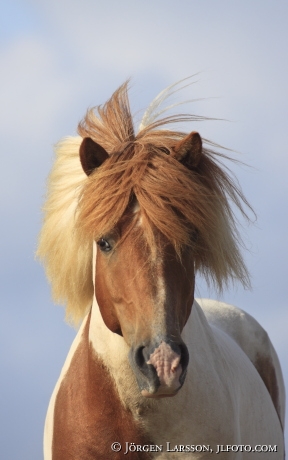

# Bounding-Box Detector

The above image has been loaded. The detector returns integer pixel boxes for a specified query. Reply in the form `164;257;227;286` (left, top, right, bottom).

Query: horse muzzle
129;338;189;398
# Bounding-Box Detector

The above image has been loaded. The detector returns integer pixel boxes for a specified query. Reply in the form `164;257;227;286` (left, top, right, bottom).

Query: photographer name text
110;442;278;455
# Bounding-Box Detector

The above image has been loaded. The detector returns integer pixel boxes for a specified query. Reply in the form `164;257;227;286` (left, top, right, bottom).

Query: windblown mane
37;80;252;325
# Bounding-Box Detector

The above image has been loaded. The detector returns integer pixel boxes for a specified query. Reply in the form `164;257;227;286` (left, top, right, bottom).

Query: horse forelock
37;80;252;325
76;136;251;291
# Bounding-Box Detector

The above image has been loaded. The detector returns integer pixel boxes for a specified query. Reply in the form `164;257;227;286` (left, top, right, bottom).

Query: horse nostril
134;346;146;369
132;345;158;386
179;343;189;370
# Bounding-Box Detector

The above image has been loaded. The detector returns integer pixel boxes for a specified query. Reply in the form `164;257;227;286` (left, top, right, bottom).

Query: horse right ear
79;137;109;176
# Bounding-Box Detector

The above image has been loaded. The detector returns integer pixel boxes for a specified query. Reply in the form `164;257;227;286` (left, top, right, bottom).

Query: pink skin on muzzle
141;341;182;397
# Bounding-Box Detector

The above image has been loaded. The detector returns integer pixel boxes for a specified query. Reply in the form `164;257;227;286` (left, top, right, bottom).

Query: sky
0;1;287;458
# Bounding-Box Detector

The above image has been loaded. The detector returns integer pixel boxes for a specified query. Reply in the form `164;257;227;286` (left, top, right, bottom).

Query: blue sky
0;1;287;458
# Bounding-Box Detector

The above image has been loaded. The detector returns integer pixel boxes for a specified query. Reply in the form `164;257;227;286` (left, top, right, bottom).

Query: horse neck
182;300;216;350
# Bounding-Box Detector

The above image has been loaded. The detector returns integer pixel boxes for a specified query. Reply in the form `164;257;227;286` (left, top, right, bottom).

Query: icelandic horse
37;80;285;459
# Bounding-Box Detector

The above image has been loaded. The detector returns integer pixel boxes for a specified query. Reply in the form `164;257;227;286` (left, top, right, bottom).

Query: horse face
79;133;202;397
94;218;195;398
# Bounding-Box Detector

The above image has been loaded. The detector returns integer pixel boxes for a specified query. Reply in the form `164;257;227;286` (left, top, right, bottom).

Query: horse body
38;80;285;459
45;295;284;459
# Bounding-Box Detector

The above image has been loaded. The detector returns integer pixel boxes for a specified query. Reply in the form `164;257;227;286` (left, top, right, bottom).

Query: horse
37;80;285;459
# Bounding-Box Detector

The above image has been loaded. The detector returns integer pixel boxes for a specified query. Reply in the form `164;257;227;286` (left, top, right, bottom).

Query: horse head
79;132;202;397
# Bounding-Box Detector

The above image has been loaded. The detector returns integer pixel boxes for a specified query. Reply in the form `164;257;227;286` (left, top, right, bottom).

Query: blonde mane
37;81;252;325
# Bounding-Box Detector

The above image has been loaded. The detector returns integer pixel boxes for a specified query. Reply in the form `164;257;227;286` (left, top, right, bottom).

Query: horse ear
79;137;109;176
172;132;202;169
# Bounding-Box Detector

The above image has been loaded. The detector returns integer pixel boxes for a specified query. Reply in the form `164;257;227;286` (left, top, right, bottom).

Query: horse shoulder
197;298;285;430
46;311;152;460
44;314;90;460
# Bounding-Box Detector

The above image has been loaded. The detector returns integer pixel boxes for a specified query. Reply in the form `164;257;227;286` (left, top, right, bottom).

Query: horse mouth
141;384;182;398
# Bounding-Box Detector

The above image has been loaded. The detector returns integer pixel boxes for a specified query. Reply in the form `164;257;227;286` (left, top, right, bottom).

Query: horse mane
37;80;253;325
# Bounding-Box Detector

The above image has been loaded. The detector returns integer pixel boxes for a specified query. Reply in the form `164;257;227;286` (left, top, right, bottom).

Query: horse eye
97;238;112;252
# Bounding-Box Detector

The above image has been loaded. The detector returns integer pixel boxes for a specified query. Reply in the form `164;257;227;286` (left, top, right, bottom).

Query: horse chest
51;320;152;460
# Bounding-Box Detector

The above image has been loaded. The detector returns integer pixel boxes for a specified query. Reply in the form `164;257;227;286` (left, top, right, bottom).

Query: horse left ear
172;132;202;169
80;137;109;176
